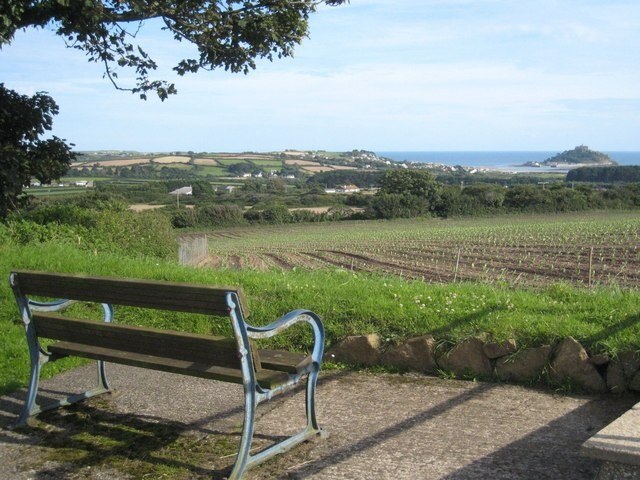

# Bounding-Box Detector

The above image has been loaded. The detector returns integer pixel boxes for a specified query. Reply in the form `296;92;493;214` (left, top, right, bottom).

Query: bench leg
97;359;110;390
228;369;325;478
228;388;257;480
15;358;111;428
16;356;42;427
306;368;321;432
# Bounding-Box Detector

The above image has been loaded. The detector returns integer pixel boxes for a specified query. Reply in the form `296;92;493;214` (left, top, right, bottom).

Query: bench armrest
28;299;76;312
245;309;325;363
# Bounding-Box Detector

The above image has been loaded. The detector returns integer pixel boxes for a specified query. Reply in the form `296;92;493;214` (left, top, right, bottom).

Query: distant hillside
523;146;617;167
67;149;397;180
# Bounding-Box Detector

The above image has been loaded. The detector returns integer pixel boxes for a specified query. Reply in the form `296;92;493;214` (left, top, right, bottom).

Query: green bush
197;204;245;227
2;207;176;259
169;207;198;228
84;209;176;258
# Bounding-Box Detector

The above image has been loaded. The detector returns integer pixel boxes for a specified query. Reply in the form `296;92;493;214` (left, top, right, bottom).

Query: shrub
261;205;292;224
2;207;176;259
196;204;245;227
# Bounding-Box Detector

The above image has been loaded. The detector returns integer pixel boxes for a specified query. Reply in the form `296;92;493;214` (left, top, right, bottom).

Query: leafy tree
567;165;640;183
308;170;384;188
2;0;346;100
0;84;75;218
380;169;440;200
461;183;505;209
374;170;441;218
228;162;254;176
1;1;345;216
371;192;433;219
503;185;552;212
191;180;215;199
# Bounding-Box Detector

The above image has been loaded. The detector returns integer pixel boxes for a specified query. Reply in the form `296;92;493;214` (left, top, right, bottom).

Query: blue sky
1;0;639;152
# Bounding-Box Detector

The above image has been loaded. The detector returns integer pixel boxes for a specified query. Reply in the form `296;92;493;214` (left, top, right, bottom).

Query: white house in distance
325;184;361;194
169;186;193;196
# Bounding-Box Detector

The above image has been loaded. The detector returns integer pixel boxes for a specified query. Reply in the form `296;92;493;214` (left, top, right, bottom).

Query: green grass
60;177;112;182
193;166;228;176
2;240;640;395
248;159;284;167
26;188;89;197
215;158;253;166
158;163;191;171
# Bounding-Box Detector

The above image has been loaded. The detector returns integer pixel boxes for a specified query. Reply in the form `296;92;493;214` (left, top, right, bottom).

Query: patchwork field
153;156;191;164
75;158;151;167
193;158;219;166
201;211;640;288
283;158;358;173
284;159;320;166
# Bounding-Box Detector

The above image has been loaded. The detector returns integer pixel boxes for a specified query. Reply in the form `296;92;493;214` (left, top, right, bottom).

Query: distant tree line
308;170;384;188
360;170;640;219
566;166;640;183
67;164;193;179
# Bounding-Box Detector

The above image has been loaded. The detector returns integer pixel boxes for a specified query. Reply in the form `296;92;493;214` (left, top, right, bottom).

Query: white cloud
2;0;640;150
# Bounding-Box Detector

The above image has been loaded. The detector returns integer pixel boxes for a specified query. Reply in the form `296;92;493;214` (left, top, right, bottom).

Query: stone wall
326;334;640;394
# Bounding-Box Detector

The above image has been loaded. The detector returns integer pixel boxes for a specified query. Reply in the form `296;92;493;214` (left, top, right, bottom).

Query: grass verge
1;241;639;395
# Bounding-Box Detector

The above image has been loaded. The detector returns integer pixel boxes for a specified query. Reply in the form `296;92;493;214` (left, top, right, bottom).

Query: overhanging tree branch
2;1;347;100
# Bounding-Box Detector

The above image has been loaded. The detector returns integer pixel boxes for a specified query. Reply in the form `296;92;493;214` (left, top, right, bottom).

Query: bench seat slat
258;349;311;374
13;270;250;316
47;342;291;389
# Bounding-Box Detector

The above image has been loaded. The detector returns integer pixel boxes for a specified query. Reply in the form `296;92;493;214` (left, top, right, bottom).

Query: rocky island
523;145;617;168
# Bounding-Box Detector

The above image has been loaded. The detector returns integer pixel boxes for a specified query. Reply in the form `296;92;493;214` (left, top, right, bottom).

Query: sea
376;151;640;173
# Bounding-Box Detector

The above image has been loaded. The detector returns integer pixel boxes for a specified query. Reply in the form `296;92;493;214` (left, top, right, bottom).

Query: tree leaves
0;84;75;217
2;1;347;100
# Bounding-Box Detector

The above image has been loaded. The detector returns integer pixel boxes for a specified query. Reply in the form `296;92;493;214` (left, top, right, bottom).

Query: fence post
178;235;208;266
588;246;594;288
453;246;462;283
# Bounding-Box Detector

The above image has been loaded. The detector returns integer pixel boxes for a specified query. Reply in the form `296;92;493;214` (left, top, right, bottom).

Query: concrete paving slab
0;363;637;479
582;403;640;467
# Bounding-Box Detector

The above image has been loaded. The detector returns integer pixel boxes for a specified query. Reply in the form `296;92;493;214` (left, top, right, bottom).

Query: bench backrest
10;270;249;316
31;314;243;368
10;271;259;370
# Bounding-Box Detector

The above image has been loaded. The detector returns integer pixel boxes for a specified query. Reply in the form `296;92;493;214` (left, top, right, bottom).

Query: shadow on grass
27;401;237;479
583;313;640;350
428;307;494;338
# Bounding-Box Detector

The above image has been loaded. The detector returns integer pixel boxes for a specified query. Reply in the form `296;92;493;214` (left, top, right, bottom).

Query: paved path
1;364;637;479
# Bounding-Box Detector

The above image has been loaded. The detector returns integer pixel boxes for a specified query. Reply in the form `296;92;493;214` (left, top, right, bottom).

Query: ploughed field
200;211;640;288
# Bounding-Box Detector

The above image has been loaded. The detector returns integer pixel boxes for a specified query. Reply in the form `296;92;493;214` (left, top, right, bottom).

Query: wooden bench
9;270;326;480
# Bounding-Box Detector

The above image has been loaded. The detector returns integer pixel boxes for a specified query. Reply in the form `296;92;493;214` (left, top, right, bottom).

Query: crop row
202;212;640;288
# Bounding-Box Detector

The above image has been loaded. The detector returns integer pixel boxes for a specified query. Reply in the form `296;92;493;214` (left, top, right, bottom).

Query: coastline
377;151;640;171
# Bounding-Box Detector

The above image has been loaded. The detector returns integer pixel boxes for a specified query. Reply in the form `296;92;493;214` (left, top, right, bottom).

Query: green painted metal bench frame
9;270;326;479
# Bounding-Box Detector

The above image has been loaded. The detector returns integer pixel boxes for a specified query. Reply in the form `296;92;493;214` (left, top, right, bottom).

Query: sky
1;0;640;152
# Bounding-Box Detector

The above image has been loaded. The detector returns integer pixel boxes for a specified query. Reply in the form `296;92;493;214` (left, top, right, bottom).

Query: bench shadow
25;403;235;480
439;394;639;480
0;368;353;478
